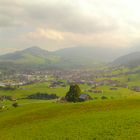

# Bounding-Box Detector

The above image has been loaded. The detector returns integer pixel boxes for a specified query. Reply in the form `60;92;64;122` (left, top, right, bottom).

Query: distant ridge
113;51;140;67
0;46;131;70
0;46;49;60
53;46;125;62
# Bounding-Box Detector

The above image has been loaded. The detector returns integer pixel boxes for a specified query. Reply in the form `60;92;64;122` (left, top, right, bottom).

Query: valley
1;0;140;139
0;47;140;140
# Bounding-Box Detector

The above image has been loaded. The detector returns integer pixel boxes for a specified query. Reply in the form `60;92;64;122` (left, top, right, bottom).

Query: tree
65;84;81;102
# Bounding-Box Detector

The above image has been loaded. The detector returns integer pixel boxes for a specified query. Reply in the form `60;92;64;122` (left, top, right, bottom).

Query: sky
0;0;140;53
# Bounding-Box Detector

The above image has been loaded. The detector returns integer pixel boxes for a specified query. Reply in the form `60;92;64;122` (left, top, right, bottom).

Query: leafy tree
65;84;81;102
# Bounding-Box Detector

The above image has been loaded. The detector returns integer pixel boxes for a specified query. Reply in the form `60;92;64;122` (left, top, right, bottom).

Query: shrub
94;97;98;100
101;96;108;100
27;93;58;100
12;102;18;108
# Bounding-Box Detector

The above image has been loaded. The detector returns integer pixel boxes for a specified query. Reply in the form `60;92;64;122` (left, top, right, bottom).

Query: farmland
0;98;140;140
0;66;140;140
1;0;140;139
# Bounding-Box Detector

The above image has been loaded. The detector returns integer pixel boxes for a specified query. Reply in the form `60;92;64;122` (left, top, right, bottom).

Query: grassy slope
0;70;140;140
15;53;61;65
0;82;69;98
0;98;140;140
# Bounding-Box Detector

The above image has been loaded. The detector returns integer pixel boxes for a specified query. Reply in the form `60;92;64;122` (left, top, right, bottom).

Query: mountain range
0;46;140;70
113;52;140;67
0;46;114;70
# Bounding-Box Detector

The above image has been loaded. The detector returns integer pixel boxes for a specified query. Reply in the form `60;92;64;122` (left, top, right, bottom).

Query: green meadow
0;72;140;140
0;98;140;140
0;76;140;99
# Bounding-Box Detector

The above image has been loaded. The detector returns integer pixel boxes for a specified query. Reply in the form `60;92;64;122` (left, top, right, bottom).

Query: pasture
0;72;140;140
0;98;140;140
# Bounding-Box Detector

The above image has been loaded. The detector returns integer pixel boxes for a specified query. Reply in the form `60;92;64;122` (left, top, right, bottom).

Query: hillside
0;98;139;140
0;46;129;70
54;46;127;62
0;47;61;71
113;52;140;67
0;46;105;70
0;46;60;65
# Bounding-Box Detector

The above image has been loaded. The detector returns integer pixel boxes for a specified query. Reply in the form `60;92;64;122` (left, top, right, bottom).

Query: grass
0;82;69;98
0;80;139;100
0;98;140;140
0;69;140;140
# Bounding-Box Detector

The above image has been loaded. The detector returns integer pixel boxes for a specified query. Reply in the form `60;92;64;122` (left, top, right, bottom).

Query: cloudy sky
0;0;140;53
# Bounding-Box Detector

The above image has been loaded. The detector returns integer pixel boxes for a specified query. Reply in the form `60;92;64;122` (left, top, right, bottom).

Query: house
110;87;118;90
79;94;92;102
131;86;140;92
93;90;103;94
11;98;17;101
0;83;6;87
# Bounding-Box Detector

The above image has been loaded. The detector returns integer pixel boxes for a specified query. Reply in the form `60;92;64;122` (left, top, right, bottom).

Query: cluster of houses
131;86;140;92
0;96;16;101
0;70;50;87
49;80;66;88
0;69;140;100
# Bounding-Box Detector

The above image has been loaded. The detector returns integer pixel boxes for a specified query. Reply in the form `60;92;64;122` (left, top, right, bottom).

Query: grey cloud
25;3;118;33
0;0;118;33
0;0;139;52
0;1;26;28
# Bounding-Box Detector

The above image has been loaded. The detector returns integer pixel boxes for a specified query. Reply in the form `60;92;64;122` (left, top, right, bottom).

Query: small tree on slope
65;84;81;102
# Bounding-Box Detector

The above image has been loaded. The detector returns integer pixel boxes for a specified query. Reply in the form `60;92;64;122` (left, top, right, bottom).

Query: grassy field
0;97;140;140
0;82;69;98
0;80;139;100
0;70;140;140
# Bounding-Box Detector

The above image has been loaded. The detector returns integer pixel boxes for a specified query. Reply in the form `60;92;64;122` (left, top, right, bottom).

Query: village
0;68;140;104
0;68;124;87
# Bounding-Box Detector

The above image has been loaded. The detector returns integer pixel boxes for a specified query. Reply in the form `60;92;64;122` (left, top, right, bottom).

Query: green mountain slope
0;47;62;71
0;46;128;70
0;46;105;69
0;46;60;64
113;52;140;67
